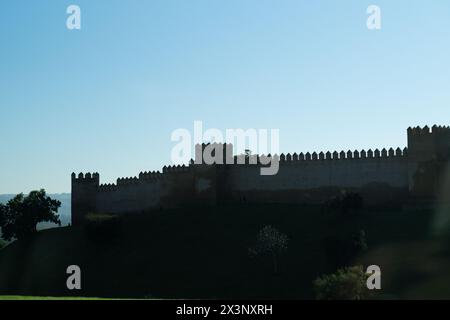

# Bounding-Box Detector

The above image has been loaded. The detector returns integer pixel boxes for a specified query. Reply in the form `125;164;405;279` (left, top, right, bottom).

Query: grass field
0;296;107;300
0;203;449;299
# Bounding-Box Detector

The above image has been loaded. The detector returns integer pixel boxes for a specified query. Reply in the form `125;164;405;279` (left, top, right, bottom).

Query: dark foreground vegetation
0;202;449;299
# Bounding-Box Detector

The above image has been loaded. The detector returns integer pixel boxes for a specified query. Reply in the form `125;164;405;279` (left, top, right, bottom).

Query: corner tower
407;125;450;161
407;125;450;198
71;172;99;225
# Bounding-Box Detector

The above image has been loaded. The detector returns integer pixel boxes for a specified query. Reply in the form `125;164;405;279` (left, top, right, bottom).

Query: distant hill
0;193;71;230
0;204;446;299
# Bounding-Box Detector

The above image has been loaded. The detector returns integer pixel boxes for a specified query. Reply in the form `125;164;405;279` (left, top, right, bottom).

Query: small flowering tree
249;225;288;274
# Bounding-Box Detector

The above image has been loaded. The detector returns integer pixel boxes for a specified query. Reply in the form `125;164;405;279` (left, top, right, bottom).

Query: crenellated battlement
278;147;407;162
138;171;163;180
99;183;117;192
162;165;191;174
71;172;100;182
94;166;192;193
407;124;450;161
408;125;450;136
195;143;233;165
230;147;407;166
116;177;139;185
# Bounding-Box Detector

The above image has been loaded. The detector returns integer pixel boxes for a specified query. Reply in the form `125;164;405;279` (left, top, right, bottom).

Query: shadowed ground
0;203;447;299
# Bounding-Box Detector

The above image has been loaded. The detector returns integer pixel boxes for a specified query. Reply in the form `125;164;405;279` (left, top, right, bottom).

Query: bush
0;239;6;250
84;213;122;242
313;265;369;300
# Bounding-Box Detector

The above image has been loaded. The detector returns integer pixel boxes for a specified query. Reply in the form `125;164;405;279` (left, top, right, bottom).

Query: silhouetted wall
71;125;450;225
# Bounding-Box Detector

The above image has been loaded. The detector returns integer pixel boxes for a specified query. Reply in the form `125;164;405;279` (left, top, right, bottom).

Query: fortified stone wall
226;148;409;204
71;125;450;225
96;174;165;214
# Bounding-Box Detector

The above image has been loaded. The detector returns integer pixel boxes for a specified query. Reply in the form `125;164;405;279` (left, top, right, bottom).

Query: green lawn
0;296;105;300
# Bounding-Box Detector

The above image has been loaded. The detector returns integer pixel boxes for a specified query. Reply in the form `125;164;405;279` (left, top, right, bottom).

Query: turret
194;143;234;165
407;125;450;198
407;125;450;161
71;172;99;225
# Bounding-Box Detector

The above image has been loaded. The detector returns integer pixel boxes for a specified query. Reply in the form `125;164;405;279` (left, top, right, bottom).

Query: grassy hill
0;203;449;299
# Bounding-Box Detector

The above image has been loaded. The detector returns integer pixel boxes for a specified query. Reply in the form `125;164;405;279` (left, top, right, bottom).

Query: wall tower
407;125;450;198
71;172;99;225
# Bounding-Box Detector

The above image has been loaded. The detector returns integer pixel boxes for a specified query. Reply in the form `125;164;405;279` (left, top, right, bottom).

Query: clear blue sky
1;0;450;194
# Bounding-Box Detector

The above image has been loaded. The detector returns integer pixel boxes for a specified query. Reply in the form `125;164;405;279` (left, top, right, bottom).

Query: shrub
313;265;369;300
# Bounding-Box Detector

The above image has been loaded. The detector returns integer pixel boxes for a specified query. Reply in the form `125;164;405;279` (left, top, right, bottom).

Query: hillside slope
0;204;447;299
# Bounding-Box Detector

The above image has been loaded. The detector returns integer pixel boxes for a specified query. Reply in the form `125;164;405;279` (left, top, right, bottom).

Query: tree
0;239;6;250
313;265;368;300
0;190;61;241
249;225;288;274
